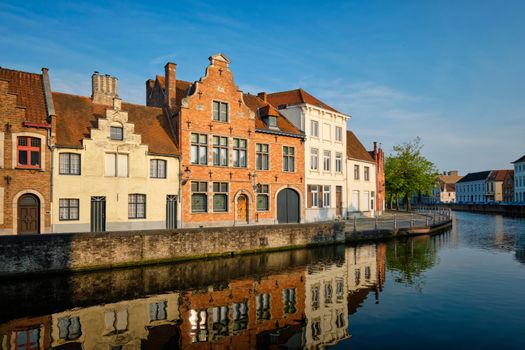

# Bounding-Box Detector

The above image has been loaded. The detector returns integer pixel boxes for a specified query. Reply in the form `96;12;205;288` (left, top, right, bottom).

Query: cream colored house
346;244;378;292
303;256;350;349
346;131;377;217
266;89;350;222
50;293;180;349
51;73;180;233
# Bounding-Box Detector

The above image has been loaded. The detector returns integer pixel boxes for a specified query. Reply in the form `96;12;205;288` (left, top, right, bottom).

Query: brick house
147;54;305;228
502;169;514;203
369;141;385;214
0;67;55;235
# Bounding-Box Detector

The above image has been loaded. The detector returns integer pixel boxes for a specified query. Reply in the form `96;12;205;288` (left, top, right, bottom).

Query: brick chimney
164;62;177;108
92;72;119;105
373;141;378;160
257;92;268;103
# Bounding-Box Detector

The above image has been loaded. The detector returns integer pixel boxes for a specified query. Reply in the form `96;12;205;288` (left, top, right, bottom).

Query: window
212;101;228;122
128;194;146;219
310;148;319;170
311;285;320;310
59;153;81;175
336;279;344;302
17;136;41;169
324;282;333;304
310;185;319;208
191;133;208;165
257;184;269;211
283;146;295;172
336;310;345;329
104;309;128;334
150;159;166;178
110;126;123;140
212;136;228;166
354;164;360;180
59;199;79;221
323;185;331;207
213;182;228;212
256;143;269;170
310;120;319;137
266;116;278;128
233;301;248;332
283;288;297;314
150;301;167;321
58;316;82;340
323;151;331;171
335;153;342;172
256;294;271;321
311;319;321;340
233;138;247;167
105;153;128;177
364;166;370;181
335;126;343;141
191;181;208;212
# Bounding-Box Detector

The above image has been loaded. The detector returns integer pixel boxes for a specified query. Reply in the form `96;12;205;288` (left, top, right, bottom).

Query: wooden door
90;196;106;232
336;186;342;216
166;195;178;229
18;194;39;234
277;189;300;223
237;195;248;223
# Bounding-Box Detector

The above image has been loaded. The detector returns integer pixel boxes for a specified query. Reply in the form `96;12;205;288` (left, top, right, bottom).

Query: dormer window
266;116;278;129
110;126;123;140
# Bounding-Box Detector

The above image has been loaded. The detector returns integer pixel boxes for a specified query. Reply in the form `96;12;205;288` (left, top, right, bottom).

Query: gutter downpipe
41;68;56;232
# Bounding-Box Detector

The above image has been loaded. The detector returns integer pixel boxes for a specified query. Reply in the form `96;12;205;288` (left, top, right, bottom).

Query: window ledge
15;167;44;171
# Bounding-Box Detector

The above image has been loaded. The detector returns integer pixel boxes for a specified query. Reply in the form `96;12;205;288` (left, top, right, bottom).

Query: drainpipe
177;155;183;229
42;67;56;232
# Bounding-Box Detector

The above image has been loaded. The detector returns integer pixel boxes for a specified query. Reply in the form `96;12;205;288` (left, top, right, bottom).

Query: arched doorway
18;194;40;234
277;188;300;223
237;194;249;223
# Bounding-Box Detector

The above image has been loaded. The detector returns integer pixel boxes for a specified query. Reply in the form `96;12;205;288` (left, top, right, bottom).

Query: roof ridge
0;67;42;77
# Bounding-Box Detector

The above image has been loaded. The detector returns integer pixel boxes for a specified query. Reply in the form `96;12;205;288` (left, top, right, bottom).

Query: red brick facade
371;142;385;213
149;54;305;227
0;68;54;235
179;268;305;348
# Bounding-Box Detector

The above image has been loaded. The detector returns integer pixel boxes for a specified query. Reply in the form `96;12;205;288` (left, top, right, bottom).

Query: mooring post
393;214;397;229
410;213;414;227
353;216;357;232
426;216;429;226
375;215;378;230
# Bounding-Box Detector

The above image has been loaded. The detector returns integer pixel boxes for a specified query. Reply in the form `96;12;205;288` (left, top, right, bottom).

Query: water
0;211;524;349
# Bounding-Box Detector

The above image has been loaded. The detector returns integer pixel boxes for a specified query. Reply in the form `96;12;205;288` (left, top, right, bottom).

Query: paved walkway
344;210;450;232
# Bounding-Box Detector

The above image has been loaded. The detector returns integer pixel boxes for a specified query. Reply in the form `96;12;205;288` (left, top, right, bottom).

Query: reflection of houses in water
48;293;181;349
0;315;52;350
303;257;350;349
346;244;387;316
179;268;306;349
516;234;525;265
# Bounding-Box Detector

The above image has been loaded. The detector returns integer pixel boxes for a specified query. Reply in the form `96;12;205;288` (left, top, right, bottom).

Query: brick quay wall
0;221;345;277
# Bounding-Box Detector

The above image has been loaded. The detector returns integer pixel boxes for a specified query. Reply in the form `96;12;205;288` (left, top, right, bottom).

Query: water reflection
1;213;524;349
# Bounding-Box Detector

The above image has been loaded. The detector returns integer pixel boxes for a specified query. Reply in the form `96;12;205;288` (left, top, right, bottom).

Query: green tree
385;137;438;210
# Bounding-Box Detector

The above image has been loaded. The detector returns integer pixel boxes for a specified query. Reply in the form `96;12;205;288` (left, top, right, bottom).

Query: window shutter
105;154;116;176
319;186;323;207
307;185;312;208
117;154;128;177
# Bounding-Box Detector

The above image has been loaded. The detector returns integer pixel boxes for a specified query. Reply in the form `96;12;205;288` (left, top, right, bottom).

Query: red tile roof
488;169;514;182
266;88;342;114
52;92;179;156
0;67;48;124
243;93;304;137
346;131;374;162
153;75;194;107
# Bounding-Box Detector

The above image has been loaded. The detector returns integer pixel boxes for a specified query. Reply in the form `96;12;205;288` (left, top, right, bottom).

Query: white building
346;131;377;217
455;171;491;203
265;89;350;222
431;171;462;203
512;155;525;202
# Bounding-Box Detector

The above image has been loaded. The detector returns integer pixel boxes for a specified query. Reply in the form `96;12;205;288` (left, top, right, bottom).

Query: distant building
432;171;462;203
512;155;525;202
486;170;514;203
502;170;515;203
369;142;385;214
456;171;491;203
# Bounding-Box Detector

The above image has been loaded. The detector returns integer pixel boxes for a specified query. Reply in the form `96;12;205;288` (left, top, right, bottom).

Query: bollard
410;213;414;227
393;214;397;230
375;215;378;230
426;216;429;226
353;216;357;232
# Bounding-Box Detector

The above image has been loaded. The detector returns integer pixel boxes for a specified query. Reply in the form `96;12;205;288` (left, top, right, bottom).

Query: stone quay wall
0;221;345;277
445;203;525;217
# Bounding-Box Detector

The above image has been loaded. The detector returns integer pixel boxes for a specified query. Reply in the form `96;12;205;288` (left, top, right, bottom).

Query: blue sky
1;0;524;173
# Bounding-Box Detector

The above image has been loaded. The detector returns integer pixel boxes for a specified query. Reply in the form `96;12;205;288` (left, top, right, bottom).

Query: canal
0;211;524;349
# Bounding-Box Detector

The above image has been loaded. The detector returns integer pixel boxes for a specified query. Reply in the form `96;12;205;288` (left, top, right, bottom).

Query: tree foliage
384;137;438;210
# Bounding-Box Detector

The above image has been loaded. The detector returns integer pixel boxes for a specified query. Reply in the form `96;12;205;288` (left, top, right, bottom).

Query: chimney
449;170;458;176
373;142;378;160
92;72;119;106
164;62;177;108
257;92;268;103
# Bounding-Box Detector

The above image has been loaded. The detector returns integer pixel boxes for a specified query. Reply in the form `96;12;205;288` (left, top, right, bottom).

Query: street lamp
181;166;191;185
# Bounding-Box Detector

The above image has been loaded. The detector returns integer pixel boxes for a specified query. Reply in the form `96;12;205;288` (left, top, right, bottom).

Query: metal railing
346;208;451;232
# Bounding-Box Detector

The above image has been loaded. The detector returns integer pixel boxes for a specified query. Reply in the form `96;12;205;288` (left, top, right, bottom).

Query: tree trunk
395;193;399;210
389;194;394;210
406;192;411;211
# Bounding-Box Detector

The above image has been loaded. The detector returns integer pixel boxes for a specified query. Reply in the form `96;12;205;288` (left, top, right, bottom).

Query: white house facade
456;171;491;203
345;131;377;217
265;89;350;222
513;155;525;202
